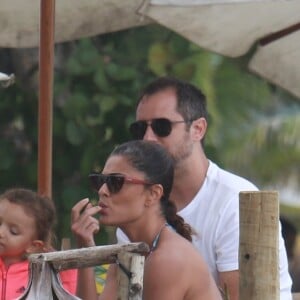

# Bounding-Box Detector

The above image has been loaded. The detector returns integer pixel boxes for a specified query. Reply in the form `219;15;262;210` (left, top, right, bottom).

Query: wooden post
129;254;144;299
38;0;55;198
239;191;279;300
117;252;145;300
117;251;131;300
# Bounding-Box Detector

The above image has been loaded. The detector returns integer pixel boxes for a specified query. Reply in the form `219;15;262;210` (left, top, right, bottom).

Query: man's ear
145;184;163;207
191;117;207;141
26;240;45;254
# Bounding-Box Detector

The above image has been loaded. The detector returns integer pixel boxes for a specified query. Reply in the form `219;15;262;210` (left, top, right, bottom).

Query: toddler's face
0;199;38;265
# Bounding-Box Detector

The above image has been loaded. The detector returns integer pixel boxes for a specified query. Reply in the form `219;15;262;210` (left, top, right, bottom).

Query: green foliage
0;23;299;245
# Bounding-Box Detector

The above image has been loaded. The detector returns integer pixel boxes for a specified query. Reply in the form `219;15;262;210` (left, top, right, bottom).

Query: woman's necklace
148;222;168;257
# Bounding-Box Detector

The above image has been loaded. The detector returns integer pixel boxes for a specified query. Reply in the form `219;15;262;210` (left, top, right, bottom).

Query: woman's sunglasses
129;118;191;140
88;173;153;194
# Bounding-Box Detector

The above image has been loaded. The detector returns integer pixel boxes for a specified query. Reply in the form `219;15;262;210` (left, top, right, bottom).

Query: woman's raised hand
71;198;101;248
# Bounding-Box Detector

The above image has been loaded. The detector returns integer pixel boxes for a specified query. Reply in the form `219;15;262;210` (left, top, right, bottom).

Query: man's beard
172;134;193;166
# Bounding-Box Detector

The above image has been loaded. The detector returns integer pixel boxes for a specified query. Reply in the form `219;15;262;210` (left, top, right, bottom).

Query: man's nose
143;124;158;142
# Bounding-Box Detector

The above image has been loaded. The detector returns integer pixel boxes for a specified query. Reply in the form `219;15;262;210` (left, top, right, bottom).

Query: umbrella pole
38;0;55;198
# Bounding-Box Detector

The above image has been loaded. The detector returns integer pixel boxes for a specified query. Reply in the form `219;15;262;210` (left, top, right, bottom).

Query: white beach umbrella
0;0;150;48
138;0;300;99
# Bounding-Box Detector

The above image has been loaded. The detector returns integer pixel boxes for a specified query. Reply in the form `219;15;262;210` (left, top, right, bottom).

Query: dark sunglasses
129;118;191;140
88;172;153;194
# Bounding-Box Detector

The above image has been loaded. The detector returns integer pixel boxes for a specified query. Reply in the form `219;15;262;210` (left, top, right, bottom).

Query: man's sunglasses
129;118;191;140
88;173;153;194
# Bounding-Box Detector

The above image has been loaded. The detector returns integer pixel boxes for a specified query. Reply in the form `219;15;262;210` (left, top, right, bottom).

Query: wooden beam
28;242;149;271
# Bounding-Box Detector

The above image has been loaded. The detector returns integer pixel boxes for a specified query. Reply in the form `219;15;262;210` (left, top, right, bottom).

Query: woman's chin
99;216;114;226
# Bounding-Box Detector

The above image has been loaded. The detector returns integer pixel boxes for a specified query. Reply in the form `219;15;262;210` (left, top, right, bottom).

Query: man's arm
219;270;239;300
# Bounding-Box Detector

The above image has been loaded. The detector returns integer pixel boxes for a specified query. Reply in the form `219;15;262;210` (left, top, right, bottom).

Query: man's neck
171;154;209;211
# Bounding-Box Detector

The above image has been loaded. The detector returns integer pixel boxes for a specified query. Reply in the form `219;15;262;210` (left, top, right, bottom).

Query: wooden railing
21;242;149;300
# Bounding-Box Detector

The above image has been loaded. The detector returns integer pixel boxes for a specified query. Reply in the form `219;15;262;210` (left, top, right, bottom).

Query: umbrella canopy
138;0;300;99
0;0;150;48
249;28;300;99
1;0;299;98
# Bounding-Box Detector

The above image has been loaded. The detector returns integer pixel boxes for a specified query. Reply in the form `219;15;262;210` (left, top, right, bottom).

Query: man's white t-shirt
117;160;292;299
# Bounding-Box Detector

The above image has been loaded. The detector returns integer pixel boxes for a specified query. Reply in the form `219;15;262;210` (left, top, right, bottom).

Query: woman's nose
98;183;109;197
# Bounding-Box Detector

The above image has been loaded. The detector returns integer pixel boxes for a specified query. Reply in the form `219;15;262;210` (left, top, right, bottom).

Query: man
117;76;292;299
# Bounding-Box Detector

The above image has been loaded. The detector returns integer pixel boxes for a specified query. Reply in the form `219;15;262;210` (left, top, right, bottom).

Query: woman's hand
71;198;101;248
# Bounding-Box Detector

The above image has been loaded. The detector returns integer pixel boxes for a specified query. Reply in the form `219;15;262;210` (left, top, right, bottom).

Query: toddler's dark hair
0;188;56;247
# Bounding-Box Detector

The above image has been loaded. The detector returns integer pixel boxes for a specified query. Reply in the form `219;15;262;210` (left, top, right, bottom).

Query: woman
71;140;221;300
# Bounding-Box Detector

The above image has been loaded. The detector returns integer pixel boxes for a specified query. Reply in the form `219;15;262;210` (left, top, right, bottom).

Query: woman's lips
98;202;108;215
98;202;108;208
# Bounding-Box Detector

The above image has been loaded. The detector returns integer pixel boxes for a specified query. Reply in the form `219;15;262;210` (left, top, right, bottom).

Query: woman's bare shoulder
143;238;221;300
147;231;205;274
